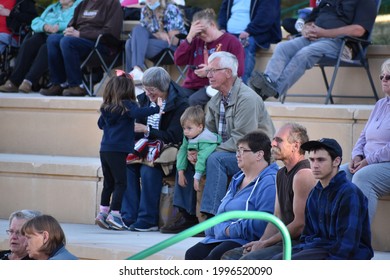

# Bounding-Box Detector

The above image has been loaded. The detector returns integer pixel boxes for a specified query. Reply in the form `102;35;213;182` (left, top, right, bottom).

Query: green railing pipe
127;211;292;260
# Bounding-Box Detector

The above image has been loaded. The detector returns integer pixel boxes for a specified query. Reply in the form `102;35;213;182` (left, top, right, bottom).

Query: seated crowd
1;0;389;261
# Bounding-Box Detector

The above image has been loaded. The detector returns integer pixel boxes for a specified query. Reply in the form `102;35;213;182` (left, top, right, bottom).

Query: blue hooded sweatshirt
202;162;278;245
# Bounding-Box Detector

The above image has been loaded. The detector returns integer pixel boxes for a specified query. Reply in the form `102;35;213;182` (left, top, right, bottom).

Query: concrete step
0;153;102;224
0;93;102;157
0;219;388;260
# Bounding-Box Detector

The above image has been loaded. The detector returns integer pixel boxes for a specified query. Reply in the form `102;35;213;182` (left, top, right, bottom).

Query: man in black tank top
222;123;316;260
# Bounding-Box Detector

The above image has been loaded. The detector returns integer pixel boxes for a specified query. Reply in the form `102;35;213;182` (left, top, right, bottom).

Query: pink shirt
352;96;390;164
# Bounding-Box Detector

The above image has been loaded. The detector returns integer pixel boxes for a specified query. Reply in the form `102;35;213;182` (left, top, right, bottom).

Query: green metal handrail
127;211;292;260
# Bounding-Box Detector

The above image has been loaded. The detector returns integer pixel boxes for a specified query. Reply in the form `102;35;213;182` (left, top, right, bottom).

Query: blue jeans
125;25;171;72
265;36;342;97
340;162;390;223
47;34;105;87
0;33;17;53
121;163;164;227
242;37;259;84
173;151;239;215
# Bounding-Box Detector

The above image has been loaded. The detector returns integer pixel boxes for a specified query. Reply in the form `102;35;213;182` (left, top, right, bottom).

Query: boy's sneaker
95;212;110;230
128;221;158;232
106;212;128;230
129;68;144;85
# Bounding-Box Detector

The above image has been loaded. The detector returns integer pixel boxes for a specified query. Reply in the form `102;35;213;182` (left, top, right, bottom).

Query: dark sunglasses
379;74;390;81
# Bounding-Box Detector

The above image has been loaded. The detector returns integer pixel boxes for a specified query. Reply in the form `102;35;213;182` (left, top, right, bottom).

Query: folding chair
147;5;201;83
0;25;31;85
148;34;188;83
280;0;381;104
80;34;123;96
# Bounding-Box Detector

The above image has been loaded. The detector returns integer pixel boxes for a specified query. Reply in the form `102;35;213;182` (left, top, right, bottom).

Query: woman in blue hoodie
185;130;278;260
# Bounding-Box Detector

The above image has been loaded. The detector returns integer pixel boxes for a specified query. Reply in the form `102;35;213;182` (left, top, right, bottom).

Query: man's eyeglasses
6;229;22;237
205;68;228;75
115;69;132;79
380;74;390;81
236;148;253;156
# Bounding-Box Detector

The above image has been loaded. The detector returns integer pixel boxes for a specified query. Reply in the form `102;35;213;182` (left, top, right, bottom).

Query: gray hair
284;122;309;155
381;58;390;74
208;51;238;77
9;209;42;227
142;67;171;92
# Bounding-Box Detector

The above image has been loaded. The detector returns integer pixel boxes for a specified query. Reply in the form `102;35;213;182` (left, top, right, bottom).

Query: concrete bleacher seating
1;92;389;259
1;43;390;259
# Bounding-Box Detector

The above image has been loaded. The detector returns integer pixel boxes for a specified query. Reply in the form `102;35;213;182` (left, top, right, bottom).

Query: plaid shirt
297;171;373;259
218;92;231;142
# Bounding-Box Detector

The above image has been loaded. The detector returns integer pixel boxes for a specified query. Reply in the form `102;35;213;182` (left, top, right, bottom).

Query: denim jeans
121;163;164;227
340;163;390;223
173;151;239;216
125;25;171;72
242;36;259;84
0;33;17;53
265;36;342;97
46;34;102;87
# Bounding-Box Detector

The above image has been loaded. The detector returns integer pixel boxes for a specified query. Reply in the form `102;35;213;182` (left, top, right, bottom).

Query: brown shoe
63;86;87;97
40;85;63;96
18;80;32;93
0;80;18;93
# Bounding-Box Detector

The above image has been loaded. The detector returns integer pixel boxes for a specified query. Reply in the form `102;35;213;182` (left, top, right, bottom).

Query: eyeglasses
205;68;228;75
236;148;253;156
115;69;132;79
380;74;390;81
6;229;22;237
142;86;158;93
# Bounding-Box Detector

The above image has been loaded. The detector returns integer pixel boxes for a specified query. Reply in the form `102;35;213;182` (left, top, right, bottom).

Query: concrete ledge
0;154;101;224
0;93;102;157
371;195;390;252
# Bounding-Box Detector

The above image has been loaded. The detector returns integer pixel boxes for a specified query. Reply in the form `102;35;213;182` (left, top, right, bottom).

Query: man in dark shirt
259;0;378;99
222;122;316;260
272;138;373;260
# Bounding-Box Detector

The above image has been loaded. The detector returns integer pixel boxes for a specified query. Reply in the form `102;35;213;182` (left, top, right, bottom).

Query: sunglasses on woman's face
379;74;390;81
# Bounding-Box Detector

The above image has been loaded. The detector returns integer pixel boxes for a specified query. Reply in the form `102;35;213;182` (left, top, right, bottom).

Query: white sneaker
129;68;144;84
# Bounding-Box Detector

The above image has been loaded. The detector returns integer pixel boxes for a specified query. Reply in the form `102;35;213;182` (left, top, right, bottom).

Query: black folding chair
80;34;123;96
148;34;188;83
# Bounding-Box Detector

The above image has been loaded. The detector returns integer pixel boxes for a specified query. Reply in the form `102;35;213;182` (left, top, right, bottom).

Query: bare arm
243;168;316;253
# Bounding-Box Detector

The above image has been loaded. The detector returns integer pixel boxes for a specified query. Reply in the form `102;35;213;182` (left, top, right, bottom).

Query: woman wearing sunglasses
340;58;390;224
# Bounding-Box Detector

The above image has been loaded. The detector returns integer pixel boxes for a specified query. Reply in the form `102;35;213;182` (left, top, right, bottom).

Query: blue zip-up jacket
297;171;373;260
218;0;282;48
202;162;278;245
49;244;78;260
31;0;82;33
98;100;160;153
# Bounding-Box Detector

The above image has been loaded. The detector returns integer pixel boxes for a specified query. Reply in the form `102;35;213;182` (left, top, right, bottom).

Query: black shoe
63;86;87;97
248;71;279;100
40;85;63;96
160;216;198;234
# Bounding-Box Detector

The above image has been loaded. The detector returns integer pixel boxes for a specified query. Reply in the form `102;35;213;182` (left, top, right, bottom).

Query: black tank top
277;159;311;225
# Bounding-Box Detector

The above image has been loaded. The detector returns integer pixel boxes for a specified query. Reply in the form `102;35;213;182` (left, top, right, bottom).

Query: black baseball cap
301;138;342;158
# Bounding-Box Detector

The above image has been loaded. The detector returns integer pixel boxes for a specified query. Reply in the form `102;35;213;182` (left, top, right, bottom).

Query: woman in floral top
125;0;187;82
